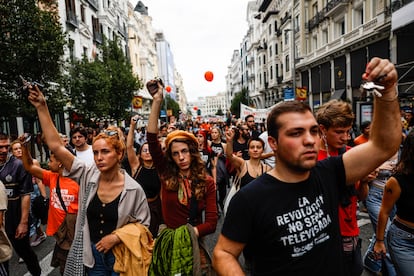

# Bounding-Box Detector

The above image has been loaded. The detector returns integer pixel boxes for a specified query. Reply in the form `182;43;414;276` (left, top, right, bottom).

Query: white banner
240;103;278;123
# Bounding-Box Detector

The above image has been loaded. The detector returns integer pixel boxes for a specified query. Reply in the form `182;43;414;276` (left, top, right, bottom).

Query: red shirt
318;147;359;237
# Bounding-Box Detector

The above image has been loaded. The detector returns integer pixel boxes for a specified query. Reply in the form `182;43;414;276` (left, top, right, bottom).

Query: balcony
324;0;349;17
66;10;78;28
258;0;272;12
307;10;327;31
280;12;291;26
87;0;98;10
262;10;279;23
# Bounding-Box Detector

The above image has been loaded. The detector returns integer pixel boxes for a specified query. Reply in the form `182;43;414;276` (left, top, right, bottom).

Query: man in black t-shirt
213;58;402;275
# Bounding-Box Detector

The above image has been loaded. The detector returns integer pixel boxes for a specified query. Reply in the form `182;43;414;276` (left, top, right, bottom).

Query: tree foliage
230;87;248;118
64;38;142;125
164;94;180;118
0;0;66;118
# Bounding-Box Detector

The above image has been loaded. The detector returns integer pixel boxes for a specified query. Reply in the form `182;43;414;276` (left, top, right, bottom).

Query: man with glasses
245;115;260;138
70;127;94;166
0;133;41;275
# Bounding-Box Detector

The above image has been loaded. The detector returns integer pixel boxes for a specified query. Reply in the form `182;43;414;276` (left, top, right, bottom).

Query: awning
330;89;345;100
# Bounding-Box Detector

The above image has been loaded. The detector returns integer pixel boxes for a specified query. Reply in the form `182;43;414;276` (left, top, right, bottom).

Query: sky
131;0;252;102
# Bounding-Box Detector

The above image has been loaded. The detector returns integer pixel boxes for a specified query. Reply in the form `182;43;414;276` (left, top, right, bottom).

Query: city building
226;0;414;126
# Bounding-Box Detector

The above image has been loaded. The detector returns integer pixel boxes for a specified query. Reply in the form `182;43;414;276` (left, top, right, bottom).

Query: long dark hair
163;138;207;200
395;130;414;175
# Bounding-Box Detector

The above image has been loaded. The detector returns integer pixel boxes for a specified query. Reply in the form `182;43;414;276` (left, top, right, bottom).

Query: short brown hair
315;100;354;129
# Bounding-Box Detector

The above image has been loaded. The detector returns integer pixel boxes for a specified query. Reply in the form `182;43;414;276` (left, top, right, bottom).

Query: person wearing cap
146;79;218;273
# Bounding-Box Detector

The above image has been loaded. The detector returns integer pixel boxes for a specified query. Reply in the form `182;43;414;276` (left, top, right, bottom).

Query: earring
322;134;330;157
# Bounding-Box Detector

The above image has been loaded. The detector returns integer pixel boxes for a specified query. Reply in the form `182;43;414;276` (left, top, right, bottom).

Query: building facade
227;0;414;126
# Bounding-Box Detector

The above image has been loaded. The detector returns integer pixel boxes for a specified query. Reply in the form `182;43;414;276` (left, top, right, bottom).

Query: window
285;31;289;45
275;43;278;55
353;6;364;28
269;24;272;35
295;15;299;32
286;55;290;72
68;39;75;61
322;29;328;45
263;55;266;65
83;46;88;57
313;35;318;51
269;45;272;57
335;18;345;38
274;20;278;32
270;66;273;80
81;5;85;23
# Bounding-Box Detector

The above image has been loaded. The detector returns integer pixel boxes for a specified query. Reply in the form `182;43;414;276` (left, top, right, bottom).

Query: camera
146;77;164;96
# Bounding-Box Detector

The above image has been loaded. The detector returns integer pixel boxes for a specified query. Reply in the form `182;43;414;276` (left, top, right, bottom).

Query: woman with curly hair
146;79;218;274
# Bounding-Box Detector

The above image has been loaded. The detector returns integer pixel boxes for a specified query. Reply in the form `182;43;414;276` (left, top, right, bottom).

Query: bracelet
375;90;399;102
376;238;384;242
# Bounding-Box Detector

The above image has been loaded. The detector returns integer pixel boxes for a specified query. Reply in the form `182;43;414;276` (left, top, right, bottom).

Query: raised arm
224;128;243;171
20;139;44;180
343;58;401;184
147;79;164;135
127;115;140;176
28;85;74;171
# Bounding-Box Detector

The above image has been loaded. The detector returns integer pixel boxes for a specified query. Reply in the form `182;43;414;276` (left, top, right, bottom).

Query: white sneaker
30;232;46;247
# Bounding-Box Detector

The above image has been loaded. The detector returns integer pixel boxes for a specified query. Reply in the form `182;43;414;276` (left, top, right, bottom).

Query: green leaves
64;38;143;125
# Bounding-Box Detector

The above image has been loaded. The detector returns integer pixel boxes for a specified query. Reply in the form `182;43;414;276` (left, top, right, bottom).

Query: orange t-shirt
353;135;368;145
42;170;79;236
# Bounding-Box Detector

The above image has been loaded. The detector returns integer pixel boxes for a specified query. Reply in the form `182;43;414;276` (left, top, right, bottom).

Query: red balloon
204;71;214;82
193;106;198;111
166;86;171;92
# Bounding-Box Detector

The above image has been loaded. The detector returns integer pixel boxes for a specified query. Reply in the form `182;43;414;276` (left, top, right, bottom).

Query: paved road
11;208;376;275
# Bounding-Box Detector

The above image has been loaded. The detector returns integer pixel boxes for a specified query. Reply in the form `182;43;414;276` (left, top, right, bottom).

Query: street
11;206;376;275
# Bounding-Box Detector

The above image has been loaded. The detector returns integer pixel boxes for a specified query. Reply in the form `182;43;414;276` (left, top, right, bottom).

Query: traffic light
197;109;201;116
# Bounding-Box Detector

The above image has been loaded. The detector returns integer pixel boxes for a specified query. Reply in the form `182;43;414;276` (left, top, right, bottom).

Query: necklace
249;160;262;177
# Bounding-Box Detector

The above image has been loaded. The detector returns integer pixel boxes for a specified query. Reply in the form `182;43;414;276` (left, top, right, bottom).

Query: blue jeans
30;184;41;237
86;243;119;276
363;185;396;275
388;222;414;276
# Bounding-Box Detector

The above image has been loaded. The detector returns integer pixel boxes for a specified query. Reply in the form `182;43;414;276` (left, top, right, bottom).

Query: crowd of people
0;57;413;275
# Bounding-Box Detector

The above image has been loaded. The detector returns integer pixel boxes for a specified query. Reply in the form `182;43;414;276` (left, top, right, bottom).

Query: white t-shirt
75;145;94;167
259;131;275;168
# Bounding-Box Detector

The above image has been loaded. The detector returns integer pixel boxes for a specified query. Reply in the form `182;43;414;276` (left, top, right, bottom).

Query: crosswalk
358;211;371;227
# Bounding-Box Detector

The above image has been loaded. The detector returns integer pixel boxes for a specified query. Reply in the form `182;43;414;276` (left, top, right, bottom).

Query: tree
230;87;249;118
163;94;180;118
0;0;66;120
65;38;142;125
